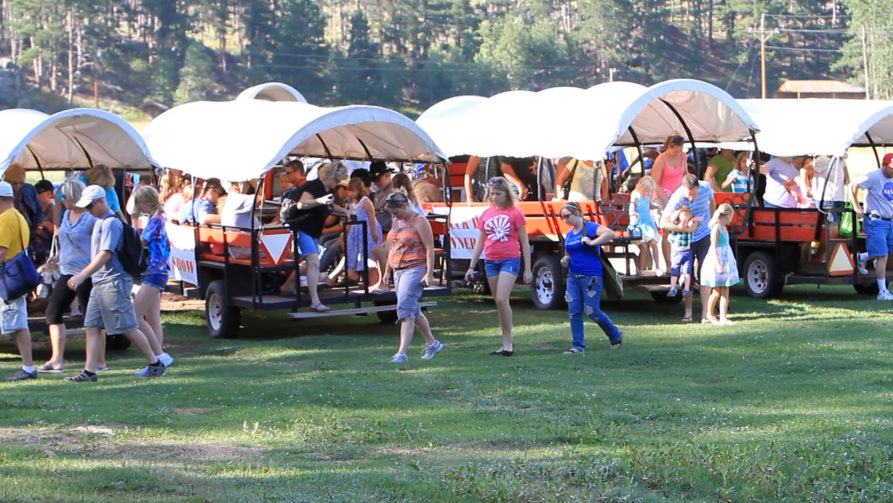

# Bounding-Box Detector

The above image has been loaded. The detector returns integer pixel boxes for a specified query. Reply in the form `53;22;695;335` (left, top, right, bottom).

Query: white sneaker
420;340;444;360
857;256;869;275
877;290;893;301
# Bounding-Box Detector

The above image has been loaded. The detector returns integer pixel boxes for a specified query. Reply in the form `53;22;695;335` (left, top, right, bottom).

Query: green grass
1;285;891;502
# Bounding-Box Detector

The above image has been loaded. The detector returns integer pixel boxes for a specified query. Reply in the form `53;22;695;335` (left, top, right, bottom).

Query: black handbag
1;222;40;301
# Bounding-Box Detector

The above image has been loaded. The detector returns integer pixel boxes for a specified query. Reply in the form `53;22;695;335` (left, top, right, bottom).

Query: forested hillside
0;0;891;117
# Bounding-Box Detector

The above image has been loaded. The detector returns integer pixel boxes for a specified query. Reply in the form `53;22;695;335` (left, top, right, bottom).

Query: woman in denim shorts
464;177;532;356
131;186;174;371
384;191;444;364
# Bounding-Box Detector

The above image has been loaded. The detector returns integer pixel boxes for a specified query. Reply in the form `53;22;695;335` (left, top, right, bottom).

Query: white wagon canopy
415;79;759;161
739;98;893;158
141;99;446;181
236;82;308;103
0;108;155;177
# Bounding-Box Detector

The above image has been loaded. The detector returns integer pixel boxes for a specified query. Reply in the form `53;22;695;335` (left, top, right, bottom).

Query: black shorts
45;274;93;325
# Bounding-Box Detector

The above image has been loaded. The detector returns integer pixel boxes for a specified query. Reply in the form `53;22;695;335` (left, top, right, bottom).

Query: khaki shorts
84;278;138;334
0;295;28;335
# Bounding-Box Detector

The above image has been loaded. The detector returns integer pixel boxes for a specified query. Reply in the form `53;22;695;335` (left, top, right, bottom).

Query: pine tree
174;40;218;105
271;0;329;101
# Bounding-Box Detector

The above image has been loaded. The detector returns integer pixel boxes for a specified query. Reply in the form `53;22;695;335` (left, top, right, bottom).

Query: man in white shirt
849;153;893;300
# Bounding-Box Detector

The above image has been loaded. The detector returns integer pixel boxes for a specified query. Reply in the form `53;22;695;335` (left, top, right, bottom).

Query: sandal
310;303;331;313
681;316;693;323
610;339;623;350
562;347;584;354
36;363;64;373
489;349;514;356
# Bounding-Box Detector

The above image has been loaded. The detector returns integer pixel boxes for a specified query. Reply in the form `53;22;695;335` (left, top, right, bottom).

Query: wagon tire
650;290;683;304
374;300;399;324
531;256;565;310
206;279;241;338
743;251;783;298
106;333;131;351
853;282;881;295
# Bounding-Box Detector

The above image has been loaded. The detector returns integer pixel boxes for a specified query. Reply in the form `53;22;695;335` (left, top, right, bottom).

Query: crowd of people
1;165;173;382
3;147;891;375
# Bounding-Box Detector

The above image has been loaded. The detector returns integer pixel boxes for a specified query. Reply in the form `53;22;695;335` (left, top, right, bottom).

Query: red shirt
477;206;526;261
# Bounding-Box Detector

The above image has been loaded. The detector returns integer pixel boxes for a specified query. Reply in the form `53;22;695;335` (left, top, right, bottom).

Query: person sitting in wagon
178;178;225;225
762;156;800;209
553;157;609;202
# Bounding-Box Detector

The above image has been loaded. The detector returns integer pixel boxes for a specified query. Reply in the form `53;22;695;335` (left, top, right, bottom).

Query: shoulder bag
1;216;41;301
838;203;860;239
598;248;624;300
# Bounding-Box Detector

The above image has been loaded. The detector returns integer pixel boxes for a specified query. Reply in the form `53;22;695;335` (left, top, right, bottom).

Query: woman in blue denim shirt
559;202;623;353
131;186;173;374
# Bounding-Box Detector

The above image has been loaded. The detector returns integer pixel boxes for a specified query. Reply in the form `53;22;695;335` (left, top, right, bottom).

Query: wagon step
288;301;437;319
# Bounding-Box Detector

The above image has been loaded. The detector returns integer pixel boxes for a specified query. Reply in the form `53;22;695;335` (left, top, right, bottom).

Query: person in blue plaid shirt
666;207;701;301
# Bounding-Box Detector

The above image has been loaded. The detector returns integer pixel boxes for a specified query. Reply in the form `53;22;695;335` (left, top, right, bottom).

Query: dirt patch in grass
0;426;267;463
160;291;205;312
171;407;214;416
105;442;267;462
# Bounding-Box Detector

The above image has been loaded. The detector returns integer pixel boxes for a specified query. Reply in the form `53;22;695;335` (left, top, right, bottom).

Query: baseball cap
884;152;893;167
75;185;107;208
0;181;13;198
369;161;395;180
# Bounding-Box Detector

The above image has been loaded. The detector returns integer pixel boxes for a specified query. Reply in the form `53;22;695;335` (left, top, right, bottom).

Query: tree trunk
67;8;74;103
708;0;713;43
50;47;57;92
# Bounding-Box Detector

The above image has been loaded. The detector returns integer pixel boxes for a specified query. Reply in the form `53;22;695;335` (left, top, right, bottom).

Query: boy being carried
666;207;702;297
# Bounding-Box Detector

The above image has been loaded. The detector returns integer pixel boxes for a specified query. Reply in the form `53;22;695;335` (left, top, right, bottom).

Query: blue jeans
565;274;622;350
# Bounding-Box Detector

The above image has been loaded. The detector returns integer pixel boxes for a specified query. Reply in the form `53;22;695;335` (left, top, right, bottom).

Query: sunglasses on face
560;213;573;220
85;201;97;210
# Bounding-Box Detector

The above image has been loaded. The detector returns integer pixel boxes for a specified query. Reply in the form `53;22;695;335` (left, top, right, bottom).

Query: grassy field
1;285;891;502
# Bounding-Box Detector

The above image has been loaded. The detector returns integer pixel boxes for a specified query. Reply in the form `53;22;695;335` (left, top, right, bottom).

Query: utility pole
861;25;871;99
759;14;769;99
748;14;776;99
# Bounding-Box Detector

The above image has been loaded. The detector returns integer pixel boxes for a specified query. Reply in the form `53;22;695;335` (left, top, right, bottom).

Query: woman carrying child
559;202;623;353
629;176;660;274
464;176;532;356
701;203;739;325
